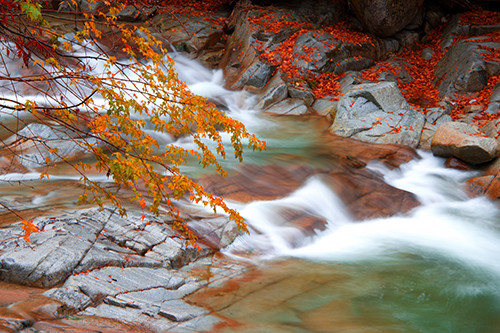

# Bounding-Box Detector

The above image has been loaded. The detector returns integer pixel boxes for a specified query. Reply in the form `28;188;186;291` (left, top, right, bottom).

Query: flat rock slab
0;202;240;289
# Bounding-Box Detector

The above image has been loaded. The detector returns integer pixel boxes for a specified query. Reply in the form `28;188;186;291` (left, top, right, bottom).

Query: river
1;50;500;332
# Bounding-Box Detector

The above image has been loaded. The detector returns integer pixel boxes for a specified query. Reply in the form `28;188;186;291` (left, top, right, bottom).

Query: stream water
173;55;500;333
1;50;500;332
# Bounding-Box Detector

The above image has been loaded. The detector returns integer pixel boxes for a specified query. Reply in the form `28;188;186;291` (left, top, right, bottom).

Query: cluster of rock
0;204;247;331
208;0;500;199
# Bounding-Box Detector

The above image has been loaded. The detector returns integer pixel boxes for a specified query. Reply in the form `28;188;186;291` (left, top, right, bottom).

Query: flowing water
1;50;500;332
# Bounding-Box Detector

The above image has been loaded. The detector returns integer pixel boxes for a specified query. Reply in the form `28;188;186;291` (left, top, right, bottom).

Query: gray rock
168;315;222;333
59;0;105;13
5;123;98;169
43;287;93;312
435;38;493;97
255;72;289;110
265;98;309;116
418;107;453;150
291;31;339;73
288;85;315;106
431;122;499;164
236;60;273;89
116;5;156;22
159;300;207;322
330;82;424;148
485;82;500;115
82;303;177;331
441;14;500;50
312;98;337;118
0;214;101;287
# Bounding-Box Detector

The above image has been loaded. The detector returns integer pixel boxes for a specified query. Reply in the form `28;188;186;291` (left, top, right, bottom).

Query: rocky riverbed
0;0;499;331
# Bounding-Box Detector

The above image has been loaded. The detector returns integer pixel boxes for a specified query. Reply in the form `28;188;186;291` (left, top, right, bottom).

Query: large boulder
431;121;498;164
348;0;425;37
329;82;425;148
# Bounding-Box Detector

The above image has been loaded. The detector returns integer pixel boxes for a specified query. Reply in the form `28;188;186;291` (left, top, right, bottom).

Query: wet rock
312;98;337;118
444;157;474;171
330;82;425;148
431;122;498;164
3;123;98;169
324;168;420;220
199;164;318;203
348;0;424;37
0;308;31;332
255;72;289;110
236;59;273;89
265;98;309;115
466;174;500;200
273;208;328;236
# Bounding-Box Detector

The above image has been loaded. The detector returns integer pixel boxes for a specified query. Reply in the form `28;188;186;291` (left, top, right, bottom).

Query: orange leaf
21;219;40;243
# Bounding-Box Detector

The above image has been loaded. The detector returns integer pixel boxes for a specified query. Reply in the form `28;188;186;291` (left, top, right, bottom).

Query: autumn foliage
0;0;265;244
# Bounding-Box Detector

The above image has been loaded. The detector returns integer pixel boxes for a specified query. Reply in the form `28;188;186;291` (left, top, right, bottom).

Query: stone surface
348;0;425;37
265;98;309;115
2;123;98;169
0;203;238;288
435;38;493;97
324;168;420;220
466;174;500;200
485;83;500;115
418;107;453;150
255;72;289;110
312;98;337;118
330;82;425;148
431;122;498;164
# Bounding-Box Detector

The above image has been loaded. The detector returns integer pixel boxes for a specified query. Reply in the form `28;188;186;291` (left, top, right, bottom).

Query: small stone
421;48;434;60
